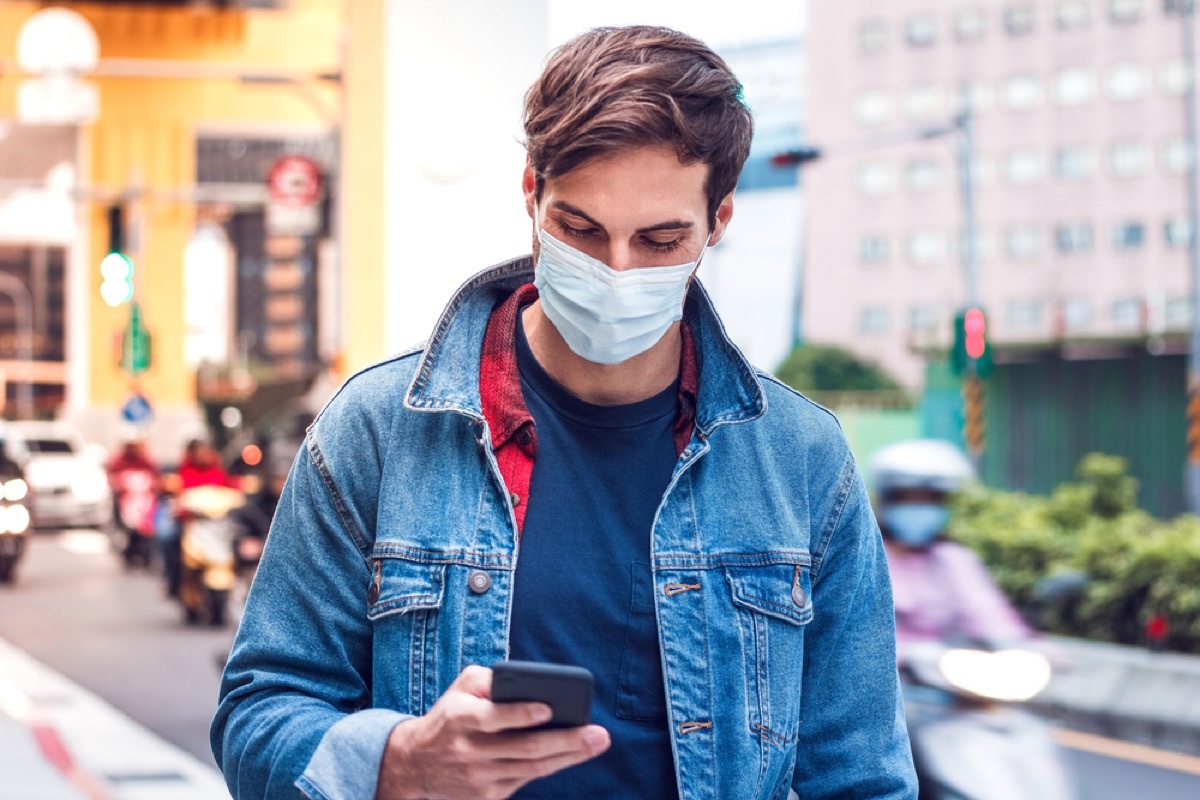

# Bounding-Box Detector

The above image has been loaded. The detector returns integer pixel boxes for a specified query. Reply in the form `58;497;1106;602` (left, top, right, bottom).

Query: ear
708;192;735;246
522;158;537;219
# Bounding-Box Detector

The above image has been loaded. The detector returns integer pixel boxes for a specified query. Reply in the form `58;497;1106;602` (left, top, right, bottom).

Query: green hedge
947;453;1200;653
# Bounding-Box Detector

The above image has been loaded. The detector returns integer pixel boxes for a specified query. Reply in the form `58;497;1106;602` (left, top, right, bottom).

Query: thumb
451;665;494;700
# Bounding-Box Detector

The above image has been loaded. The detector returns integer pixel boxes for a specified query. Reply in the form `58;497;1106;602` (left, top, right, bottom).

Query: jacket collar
404;256;766;434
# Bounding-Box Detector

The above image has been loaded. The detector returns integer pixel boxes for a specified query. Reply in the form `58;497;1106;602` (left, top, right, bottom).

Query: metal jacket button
791;570;807;607
468;570;491;594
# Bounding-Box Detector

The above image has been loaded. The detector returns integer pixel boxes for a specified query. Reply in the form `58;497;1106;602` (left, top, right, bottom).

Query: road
1;529;1200;799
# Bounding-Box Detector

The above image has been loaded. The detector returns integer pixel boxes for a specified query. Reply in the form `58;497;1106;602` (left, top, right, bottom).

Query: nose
605;243;636;272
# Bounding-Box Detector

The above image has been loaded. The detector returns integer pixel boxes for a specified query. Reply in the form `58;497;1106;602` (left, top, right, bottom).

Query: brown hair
523;26;753;227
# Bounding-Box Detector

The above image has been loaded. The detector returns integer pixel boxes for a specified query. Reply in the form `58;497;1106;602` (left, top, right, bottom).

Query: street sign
120;302;151;374
121;392;153;425
266;155;323;235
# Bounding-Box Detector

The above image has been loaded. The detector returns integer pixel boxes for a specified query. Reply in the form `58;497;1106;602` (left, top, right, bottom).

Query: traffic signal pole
1181;3;1200;513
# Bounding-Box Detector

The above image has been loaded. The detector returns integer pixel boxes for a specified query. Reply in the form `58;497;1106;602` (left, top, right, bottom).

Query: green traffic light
100;251;133;307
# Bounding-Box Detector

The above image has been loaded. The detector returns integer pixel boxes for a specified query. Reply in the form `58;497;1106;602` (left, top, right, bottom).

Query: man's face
523;144;734;272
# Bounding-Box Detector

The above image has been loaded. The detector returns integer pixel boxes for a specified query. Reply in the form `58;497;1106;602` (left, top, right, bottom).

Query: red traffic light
964;307;987;360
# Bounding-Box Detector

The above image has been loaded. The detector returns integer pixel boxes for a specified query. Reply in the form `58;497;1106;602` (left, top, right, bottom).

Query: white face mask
532;206;710;365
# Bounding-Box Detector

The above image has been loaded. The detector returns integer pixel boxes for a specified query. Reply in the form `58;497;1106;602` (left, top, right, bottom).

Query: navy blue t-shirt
508;316;680;798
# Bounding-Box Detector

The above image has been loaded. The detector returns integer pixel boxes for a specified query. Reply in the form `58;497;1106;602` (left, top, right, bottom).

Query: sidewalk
0;636;230;800
1035;637;1200;756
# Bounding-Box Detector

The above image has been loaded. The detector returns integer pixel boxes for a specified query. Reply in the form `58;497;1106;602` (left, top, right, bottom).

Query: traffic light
100;204;133;307
950;305;993;377
962;375;986;456
118;301;151;374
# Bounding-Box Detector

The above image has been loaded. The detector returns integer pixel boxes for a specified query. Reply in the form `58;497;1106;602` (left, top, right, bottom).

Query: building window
859;19;890;55
1003;74;1044;109
1109;140;1151;177
905;14;938;47
857;162;897;196
1163;0;1193;14
904;85;945;120
906;158;944;192
1167;296;1192;328
859;235;891;264
1106;62;1150;101
1165;217;1193;248
1111;297;1144;329
1161;136;1195;174
1055;145;1098;179
1004;148;1047;184
1112;220;1146;250
1055;67;1098;106
1005;224;1044;259
854;89;895;126
1008;299;1045;329
960;81;994;114
1055;222;1094;254
860;307;892;333
908;305;941;332
1056;0;1093;29
955;8;989;40
1108;0;1145;23
1158;59;1193;96
907;230;949;264
1004;4;1038;35
1063;298;1094;331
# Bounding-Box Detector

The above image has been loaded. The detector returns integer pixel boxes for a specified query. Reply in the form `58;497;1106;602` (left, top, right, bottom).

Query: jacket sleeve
791;456;918;799
210;431;405;800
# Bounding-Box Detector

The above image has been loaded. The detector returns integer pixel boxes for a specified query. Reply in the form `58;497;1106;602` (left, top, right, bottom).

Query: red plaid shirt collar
479;283;699;458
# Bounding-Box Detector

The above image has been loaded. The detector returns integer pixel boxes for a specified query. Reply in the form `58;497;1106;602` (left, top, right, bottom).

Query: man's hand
376;665;610;800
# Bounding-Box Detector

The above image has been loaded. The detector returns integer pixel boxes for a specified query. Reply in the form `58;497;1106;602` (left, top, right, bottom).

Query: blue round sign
121;393;153;425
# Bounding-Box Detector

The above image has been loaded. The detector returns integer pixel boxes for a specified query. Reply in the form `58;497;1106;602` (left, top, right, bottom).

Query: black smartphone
491;660;594;729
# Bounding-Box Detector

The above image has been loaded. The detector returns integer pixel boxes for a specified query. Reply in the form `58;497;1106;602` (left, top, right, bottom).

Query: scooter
902;640;1075;800
177;484;243;627
0;476;31;584
112;467;159;569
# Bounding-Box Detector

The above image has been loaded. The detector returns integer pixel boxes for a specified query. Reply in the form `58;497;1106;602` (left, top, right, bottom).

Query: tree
774;343;903;394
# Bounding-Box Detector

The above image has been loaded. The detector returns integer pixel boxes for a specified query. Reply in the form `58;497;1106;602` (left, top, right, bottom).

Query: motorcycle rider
871;439;1029;657
161;438;240;596
106;430;162;567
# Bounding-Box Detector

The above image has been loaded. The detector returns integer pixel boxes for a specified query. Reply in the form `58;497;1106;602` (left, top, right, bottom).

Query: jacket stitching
306;431;373;560
810;454;855;581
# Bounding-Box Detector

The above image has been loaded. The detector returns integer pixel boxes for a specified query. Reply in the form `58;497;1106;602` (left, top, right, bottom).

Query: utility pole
769;146;822;351
1182;0;1200;513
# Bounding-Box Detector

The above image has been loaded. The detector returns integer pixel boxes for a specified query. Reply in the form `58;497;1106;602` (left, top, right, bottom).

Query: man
213;26;915;800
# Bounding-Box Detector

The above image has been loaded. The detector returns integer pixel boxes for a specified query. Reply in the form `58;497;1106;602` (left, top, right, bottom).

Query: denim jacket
211;258;917;800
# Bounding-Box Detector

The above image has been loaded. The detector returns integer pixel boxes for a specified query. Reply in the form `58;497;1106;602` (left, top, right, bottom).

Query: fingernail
585;727;609;753
533;704;553;723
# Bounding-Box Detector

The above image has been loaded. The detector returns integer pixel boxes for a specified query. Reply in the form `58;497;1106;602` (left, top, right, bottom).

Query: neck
521;302;681;406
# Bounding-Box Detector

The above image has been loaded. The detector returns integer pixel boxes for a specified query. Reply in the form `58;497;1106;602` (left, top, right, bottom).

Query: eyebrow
551;200;695;234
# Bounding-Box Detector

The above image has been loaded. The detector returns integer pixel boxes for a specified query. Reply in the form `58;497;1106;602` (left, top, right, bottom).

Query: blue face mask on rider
532;202;711;365
881;503;950;548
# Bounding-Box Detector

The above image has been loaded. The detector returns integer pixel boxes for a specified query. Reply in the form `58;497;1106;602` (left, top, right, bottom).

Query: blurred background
0;0;1197;798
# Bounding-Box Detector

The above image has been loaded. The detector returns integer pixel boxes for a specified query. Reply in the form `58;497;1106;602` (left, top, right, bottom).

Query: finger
489;728;611;781
450;665;493;699
473;700;553;734
476;724;610;761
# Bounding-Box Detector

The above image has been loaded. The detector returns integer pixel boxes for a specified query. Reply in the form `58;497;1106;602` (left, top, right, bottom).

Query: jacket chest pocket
367;557;447;716
725;562;812;751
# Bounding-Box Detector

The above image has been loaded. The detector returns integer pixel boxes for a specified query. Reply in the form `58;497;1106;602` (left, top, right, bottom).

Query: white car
0;422;112;530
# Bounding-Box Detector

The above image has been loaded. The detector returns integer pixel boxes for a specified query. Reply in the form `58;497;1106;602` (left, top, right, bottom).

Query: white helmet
870;439;975;499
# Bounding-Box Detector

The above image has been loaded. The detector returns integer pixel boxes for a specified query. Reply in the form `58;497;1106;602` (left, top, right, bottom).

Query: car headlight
4;505;29;534
2;479;27;502
71;470;108;503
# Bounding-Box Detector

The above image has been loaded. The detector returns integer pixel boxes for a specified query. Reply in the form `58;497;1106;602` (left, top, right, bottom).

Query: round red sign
267;155;323;208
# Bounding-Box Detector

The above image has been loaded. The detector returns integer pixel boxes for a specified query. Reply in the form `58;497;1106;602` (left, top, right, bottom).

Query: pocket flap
726;563;813;626
367;558;446;621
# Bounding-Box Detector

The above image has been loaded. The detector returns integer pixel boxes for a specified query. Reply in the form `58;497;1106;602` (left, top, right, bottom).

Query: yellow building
0;0;387;453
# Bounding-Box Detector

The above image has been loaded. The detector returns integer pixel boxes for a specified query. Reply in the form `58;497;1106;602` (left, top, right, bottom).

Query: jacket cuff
296;709;412;800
